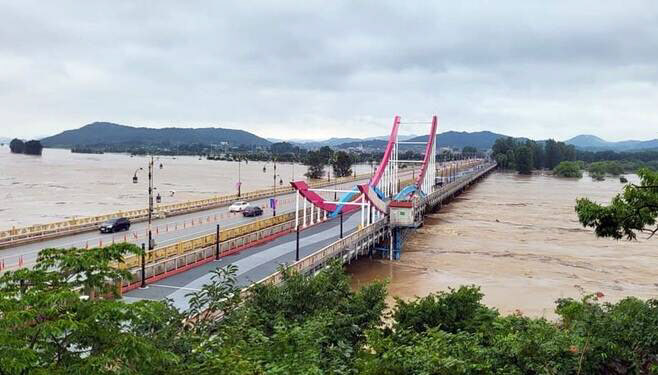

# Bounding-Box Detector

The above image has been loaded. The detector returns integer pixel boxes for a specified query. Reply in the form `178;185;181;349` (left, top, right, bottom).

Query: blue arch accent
393;185;425;201
329;188;359;218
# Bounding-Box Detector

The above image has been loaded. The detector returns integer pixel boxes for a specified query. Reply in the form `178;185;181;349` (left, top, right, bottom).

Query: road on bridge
123;210;364;310
0;173;409;271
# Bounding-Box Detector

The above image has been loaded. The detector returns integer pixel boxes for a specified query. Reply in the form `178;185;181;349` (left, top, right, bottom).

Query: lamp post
133;156;160;251
295;224;300;261
272;157;277;194
237;156;242;197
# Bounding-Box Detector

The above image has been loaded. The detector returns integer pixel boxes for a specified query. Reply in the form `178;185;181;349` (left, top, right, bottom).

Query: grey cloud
0;1;657;141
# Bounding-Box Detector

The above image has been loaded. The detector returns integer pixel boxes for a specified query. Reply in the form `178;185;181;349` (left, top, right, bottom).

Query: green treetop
576;168;658;240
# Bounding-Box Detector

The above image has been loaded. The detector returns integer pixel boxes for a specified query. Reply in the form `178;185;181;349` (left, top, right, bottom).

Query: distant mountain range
289;134;419;149
565;134;658;152
335;131;508;151
27;121;658;153
40;122;271;148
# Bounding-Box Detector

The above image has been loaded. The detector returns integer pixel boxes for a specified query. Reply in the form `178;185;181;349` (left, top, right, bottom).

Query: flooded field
348;172;656;318
0;145;373;229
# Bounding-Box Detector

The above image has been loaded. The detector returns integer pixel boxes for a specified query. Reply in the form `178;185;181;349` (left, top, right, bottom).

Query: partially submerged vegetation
553;161;583;178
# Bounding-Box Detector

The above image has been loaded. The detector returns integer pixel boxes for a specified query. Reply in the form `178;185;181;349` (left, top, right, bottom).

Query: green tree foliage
553;161;583;178
588;161;608;181
317;145;334;164
493;137;574;173
494;152;508;169
515;146;533;175
0;243;182;374
5;249;658;374
331;150;354;177
8;139;42;155
462;145;477;154
304;150;327;179
9;138;24;153
588;161;624;178
576;168;658;240
23;140;43;155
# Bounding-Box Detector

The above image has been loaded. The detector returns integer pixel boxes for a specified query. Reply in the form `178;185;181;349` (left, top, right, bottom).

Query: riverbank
348;171;657;318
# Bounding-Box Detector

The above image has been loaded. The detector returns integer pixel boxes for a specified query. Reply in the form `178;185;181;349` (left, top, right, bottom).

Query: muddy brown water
348;171;657;319
0;145;374;229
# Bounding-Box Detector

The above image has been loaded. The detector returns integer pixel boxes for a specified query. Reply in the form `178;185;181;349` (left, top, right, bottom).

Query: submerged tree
576;168;658;240
23;140;43;155
553;161;583;178
515;146;533;175
9;138;24;153
331;150;353;177
304;150;327;179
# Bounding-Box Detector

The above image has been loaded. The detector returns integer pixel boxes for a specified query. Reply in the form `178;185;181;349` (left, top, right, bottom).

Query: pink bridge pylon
291;115;438;228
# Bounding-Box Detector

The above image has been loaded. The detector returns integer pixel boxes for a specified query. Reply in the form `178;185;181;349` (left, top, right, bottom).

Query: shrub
553;161;583;178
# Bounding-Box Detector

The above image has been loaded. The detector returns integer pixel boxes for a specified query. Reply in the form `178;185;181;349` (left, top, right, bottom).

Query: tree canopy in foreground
576;168;658;240
3;245;658;374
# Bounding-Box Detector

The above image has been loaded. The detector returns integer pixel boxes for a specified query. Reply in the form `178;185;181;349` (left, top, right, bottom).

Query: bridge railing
0;172;376;248
250;218;387;288
424;161;497;207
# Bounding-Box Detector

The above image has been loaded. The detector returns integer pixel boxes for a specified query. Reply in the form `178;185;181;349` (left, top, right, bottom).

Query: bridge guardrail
0;172;375;248
119;205;329;289
117;207;312;271
253;218;387;287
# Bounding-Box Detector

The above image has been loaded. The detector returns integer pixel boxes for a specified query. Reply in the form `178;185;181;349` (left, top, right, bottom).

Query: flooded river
348;171;657;318
0;145;373;229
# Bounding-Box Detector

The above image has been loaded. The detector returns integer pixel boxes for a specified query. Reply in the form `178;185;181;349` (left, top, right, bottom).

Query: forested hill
566;134;658;151
40;122;271;148
337;130;508;150
410;130;507;150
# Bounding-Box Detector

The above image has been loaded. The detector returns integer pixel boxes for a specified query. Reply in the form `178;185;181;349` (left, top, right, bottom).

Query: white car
229;201;250;212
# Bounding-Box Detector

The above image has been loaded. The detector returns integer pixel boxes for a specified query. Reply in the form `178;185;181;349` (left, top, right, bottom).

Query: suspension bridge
0;115;496;308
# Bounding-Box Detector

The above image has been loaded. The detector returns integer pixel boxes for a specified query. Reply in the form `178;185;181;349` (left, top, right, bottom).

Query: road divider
0;173;376;248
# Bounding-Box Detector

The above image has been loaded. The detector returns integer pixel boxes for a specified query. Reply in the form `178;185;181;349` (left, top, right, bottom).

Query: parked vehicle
242;206;263;217
99;217;131;233
229;201;250;212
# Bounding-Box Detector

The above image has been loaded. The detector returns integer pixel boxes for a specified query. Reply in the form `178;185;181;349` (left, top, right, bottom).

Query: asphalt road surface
123;210;365;310
0;174;402;271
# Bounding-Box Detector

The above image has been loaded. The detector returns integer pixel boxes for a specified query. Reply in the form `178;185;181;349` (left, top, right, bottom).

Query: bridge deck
123;212;362;310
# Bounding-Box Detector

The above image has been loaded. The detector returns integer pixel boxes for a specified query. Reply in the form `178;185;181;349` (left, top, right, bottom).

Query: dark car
99;218;131;233
242;206;263;217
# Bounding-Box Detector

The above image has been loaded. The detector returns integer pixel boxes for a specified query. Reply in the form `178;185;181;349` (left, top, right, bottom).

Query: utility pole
148;156;154;250
215;224;220;260
273;157;277;194
237;157;241;197
340;211;343;238
295;224;300;261
140;243;146;288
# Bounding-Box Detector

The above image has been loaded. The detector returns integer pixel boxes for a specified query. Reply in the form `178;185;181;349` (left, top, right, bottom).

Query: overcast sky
1;1;657;141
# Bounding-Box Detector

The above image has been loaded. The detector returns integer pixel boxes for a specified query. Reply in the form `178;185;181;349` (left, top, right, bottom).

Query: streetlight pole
148;156;154;250
237;157;241;197
295;224;300;261
340;211;343;238
273;157;277;194
140;243;146;288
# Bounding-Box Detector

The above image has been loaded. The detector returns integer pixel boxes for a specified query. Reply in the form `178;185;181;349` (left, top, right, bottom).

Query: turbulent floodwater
348;171;656;318
0;145;373;229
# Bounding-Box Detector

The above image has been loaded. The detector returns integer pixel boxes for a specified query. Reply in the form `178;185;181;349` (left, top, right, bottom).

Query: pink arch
290;181;361;214
413;115;438;189
369;116;400;187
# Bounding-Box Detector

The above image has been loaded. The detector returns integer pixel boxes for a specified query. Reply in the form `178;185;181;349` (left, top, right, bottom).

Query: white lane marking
150;284;202;292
